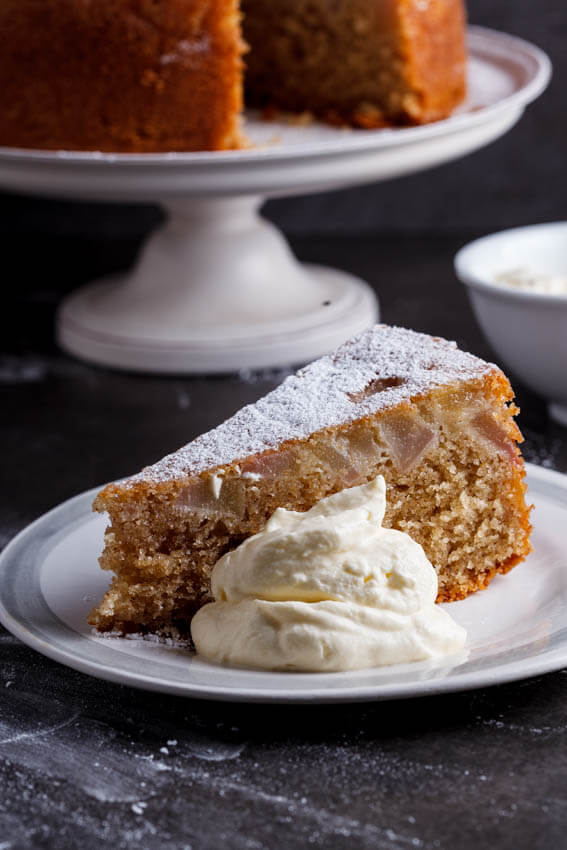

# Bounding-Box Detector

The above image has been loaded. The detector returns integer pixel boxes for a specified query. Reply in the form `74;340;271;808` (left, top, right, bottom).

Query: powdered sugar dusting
130;326;496;485
95;630;193;649
160;35;211;65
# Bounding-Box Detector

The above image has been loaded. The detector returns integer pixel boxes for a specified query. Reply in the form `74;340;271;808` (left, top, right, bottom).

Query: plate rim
1;462;566;703
0;27;551;168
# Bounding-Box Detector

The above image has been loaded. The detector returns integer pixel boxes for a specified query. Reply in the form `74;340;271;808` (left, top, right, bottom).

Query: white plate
1;464;566;703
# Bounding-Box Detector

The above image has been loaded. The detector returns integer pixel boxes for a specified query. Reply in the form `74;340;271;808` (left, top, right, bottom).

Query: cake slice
89;325;531;634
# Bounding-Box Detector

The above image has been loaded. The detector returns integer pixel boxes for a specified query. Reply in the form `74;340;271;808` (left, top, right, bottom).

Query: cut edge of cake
243;0;467;129
89;325;532;635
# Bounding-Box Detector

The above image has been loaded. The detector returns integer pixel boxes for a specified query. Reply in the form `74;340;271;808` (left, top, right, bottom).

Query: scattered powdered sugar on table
0;687;247;808
0;640;564;850
0;355;47;385
237;365;295;385
521;428;562;470
129;325;494;484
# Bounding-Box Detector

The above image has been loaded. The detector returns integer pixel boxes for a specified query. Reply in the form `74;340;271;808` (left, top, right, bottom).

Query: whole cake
0;0;467;152
89;325;531;635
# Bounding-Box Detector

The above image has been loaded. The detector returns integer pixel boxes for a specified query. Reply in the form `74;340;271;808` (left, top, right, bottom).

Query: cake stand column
57;196;378;374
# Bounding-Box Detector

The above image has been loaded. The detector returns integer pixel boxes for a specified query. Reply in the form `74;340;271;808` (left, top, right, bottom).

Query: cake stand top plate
0;27;550;201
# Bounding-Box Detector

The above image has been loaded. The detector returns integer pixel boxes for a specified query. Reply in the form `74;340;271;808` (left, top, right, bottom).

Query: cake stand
0;27;550;374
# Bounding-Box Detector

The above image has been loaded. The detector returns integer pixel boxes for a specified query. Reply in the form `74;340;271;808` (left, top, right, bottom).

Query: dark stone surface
2;232;567;849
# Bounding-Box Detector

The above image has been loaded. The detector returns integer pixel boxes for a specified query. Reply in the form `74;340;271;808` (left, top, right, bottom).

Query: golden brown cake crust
0;0;244;152
243;0;467;127
0;0;466;151
89;327;532;635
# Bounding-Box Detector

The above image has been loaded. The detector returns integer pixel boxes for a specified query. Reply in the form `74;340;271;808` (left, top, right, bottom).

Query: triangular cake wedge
89;325;531;634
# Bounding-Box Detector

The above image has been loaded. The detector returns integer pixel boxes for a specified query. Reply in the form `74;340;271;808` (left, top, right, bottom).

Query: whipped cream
494;267;567;296
191;477;466;672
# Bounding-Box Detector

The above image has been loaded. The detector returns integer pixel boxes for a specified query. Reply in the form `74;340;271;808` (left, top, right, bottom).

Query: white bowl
454;222;567;427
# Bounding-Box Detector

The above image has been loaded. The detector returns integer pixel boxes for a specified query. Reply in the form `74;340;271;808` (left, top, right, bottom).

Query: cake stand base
56;198;378;374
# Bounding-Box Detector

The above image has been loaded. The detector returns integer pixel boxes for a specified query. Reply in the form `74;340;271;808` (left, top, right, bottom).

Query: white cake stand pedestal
59;196;376;373
0;27;550;373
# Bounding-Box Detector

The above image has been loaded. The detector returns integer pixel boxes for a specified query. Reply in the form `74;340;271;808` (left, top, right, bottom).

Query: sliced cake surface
90;325;531;634
243;0;467;128
0;0;465;152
